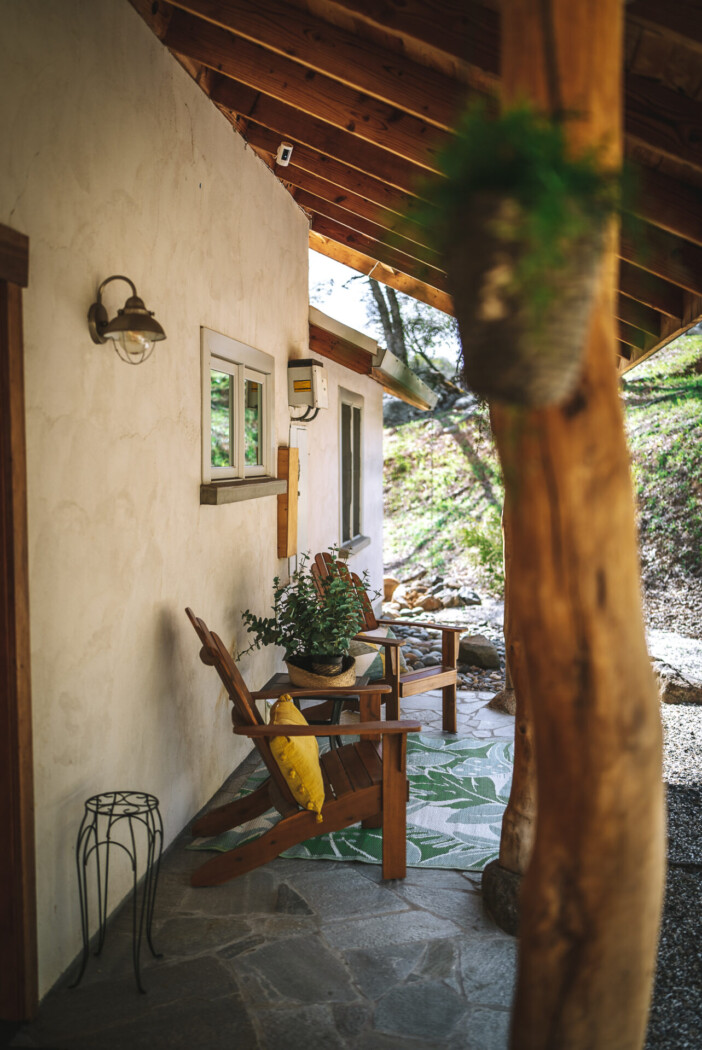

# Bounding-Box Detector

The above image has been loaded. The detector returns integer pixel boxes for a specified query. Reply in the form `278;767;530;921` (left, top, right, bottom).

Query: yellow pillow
269;696;325;822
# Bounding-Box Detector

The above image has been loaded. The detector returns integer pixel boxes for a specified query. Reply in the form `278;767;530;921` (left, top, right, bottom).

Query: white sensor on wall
276;142;294;166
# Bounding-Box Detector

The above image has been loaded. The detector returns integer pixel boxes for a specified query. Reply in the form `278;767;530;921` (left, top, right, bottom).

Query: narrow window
340;390;363;547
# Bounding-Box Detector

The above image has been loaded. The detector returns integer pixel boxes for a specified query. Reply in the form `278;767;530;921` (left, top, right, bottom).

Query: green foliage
384;403;505;593
241;549;372;658
461;510;504;589
210;372;230;467
418;102;622;322
623;334;702;578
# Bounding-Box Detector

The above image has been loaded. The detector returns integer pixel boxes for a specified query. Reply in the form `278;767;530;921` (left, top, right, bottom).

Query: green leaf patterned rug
190;734;513;871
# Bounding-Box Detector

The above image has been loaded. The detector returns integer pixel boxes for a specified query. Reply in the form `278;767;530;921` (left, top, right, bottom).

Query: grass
383;332;702;592
623;333;702;581
384;401;505;592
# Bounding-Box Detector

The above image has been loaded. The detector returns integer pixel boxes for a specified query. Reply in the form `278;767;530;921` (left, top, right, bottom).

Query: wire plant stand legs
71;791;163;993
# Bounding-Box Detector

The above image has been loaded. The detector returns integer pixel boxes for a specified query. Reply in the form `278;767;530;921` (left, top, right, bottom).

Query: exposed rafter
128;0;702;364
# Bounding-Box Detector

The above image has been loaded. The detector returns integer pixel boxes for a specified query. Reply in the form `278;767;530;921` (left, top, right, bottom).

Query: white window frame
201;328;275;484
339;388;364;547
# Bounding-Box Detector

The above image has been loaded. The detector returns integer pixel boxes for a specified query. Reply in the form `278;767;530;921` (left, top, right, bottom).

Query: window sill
200;477;286;505
340;535;371;557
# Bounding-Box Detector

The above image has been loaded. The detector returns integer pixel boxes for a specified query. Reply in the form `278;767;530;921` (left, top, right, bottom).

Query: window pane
341;403;352;543
245;378;263;466
352;406;361;538
210;369;232;467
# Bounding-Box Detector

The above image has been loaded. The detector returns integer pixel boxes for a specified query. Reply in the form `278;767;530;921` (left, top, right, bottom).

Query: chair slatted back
311;552;379;631
185;608;297;807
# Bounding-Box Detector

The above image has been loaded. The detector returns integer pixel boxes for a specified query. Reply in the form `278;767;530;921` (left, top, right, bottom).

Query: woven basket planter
285;654;356;689
445;194;604;408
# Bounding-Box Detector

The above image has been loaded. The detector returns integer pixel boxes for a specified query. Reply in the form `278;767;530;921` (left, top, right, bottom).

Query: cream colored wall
298;357;384;591
0;0;328;995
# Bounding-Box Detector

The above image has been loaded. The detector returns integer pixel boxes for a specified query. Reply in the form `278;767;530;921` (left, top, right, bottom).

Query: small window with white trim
339;388;363;547
202;328;275;483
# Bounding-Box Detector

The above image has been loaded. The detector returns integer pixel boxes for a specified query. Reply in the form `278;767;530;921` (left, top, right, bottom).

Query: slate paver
12;687;518;1050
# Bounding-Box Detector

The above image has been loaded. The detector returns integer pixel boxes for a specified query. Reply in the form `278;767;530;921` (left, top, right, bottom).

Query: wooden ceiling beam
615;295;662;338
215;79;702;267
618;260;684;319
163;8;448;172
211;77;430;198
267;163;429;244
294;189;441;268
314;3;702;175
631;166;702;248
309;230;454;313
618;320;652;352
619;222;702;296
310;214;449;291
626;1;702;56
314;0;500;76
625;75;702;174
167;0;471;129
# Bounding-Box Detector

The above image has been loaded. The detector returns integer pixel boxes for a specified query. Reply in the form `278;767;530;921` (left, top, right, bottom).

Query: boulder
488;687;517;716
458;588;482;606
383;575;402;601
416;594;443;612
459;633;501;670
652;660;702;705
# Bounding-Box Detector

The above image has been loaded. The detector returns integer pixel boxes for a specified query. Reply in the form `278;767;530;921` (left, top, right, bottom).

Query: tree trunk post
492;2;666;1047
483;498;537;934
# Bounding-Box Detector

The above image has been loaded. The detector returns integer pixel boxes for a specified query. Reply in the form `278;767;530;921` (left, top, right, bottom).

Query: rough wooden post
482;498;537;934
492;2;666;1047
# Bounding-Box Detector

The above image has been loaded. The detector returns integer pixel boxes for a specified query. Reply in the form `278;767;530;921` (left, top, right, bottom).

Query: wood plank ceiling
131;0;702;371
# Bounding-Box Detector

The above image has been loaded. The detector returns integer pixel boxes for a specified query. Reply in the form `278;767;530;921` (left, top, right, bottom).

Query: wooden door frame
0;222;37;1020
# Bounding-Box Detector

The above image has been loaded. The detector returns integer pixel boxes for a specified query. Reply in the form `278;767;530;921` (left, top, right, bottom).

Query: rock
458;587;482;606
487;687;516;716
383;576;402;601
652;660;702;705
416;595;443;612
391;583;411;604
458;633;501;670
481;860;521;936
422;651;442;666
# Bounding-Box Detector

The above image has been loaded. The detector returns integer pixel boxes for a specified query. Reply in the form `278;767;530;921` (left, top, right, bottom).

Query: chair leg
442;682;457;734
381;734;407;880
191;781;272;837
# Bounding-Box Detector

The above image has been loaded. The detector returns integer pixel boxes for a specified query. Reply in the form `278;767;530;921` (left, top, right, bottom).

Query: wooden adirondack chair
311;553;463;734
185;608;420;886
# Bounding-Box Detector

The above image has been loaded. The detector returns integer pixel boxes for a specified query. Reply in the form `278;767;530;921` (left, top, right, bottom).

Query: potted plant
241;549;373;687
420;103;622;407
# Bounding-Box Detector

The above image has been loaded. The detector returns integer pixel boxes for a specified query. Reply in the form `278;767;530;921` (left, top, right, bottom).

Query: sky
308;250;376;338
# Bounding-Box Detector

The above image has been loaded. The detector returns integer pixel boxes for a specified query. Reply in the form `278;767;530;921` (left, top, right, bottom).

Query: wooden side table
253;672;385;742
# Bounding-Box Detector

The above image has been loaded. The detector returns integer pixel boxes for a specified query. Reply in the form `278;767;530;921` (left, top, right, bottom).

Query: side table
256;672;383;745
71;791;163;993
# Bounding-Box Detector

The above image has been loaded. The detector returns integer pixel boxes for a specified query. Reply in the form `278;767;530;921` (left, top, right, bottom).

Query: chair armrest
377;618;463;634
235;720;421;738
355;633;405;647
250;682;391;700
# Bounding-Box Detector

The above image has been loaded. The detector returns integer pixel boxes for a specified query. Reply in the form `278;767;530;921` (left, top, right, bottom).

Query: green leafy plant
420;102;623;324
242;549;374;659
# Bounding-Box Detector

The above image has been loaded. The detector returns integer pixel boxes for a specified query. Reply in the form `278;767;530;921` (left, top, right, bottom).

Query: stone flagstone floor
7;689;518;1050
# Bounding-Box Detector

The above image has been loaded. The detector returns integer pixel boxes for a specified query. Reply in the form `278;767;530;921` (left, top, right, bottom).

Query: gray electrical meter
287;359;329;408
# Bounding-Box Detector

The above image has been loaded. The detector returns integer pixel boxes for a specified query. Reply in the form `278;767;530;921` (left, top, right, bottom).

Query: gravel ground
388;587;702;1048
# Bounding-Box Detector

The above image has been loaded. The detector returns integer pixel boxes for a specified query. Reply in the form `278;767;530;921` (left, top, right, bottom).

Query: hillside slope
384;332;702;632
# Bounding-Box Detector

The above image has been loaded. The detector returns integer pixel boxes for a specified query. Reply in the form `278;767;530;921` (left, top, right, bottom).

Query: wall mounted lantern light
88;275;166;364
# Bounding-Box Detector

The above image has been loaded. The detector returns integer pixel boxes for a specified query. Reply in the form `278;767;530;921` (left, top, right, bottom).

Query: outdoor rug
190;734;513;871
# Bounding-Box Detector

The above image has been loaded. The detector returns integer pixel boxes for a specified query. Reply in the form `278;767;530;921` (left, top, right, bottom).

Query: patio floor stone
9;687;518;1049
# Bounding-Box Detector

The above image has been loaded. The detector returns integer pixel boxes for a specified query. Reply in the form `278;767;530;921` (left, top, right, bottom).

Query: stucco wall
0;0;381;996
299;356;384;590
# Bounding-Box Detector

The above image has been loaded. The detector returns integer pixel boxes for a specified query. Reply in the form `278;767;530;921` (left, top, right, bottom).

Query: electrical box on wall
288;359;328;409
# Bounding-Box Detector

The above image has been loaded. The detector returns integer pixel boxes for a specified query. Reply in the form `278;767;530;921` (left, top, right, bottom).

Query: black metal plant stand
71;791;163;993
